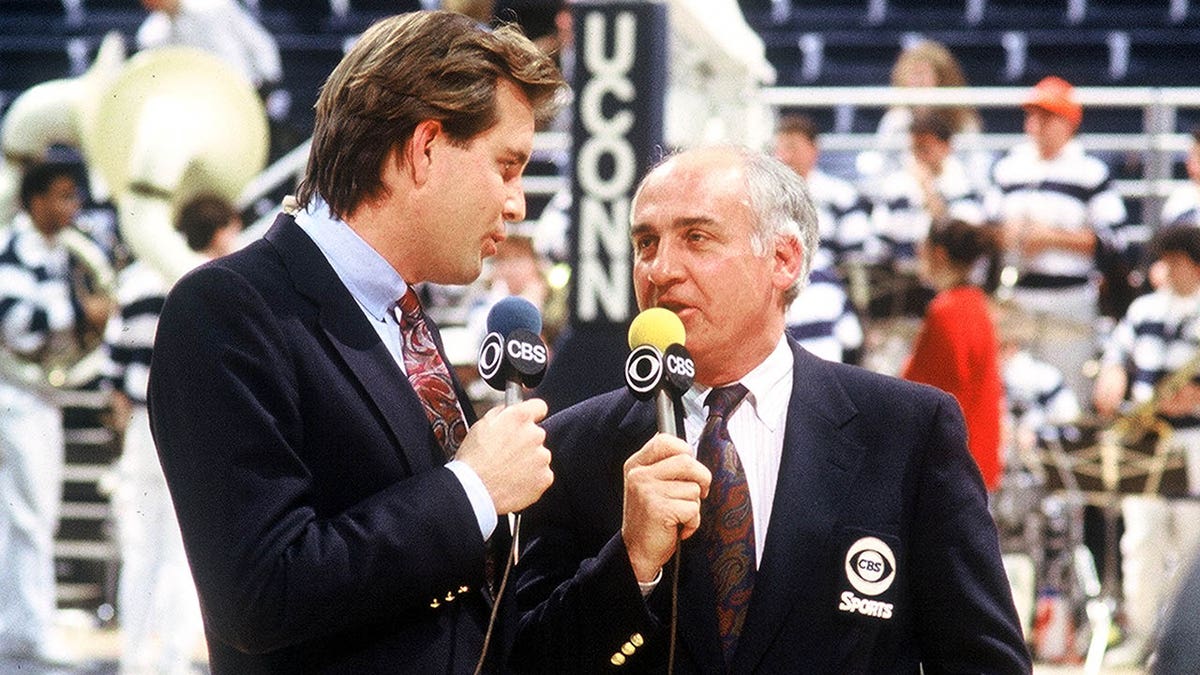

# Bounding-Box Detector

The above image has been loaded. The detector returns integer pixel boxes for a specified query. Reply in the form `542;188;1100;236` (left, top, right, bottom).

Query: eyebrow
505;147;531;169
630;216;717;236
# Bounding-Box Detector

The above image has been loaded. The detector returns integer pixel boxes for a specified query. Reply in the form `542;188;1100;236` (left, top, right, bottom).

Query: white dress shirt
681;335;794;567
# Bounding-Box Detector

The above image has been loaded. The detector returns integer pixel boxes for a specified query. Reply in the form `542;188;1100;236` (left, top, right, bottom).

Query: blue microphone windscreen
486;296;543;337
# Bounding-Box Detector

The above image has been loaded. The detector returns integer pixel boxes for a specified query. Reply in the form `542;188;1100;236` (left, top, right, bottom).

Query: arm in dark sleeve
510;406;668;672
911;393;1032;673
148;264;485;654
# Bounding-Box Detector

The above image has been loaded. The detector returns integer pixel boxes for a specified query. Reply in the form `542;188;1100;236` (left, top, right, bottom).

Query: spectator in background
105;195;241;675
1162;126;1200;229
987;75;1128;399
465;234;559;361
996;303;1083;453
773;113;870;361
860;39;988;197
772;113;872;276
137;0;281;90
1091;225;1200;667
872;109;985;317
903;219;1003;492
0;162;111;667
784;266;864;365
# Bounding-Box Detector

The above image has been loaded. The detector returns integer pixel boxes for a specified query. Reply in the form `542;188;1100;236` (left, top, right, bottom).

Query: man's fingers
625;434;695;472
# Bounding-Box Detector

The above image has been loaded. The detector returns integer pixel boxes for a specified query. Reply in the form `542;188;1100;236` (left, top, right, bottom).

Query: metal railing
760;85;1200;229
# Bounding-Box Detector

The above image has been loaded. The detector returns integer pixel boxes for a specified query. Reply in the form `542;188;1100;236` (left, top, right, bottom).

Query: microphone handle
505;379;522;407
656;389;680;437
502;378;525;552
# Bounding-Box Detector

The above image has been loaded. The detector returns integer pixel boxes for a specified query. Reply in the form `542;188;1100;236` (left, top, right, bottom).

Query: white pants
112;405;204;675
1011;283;1098;403
1119;433;1200;645
0;382;63;656
1119;495;1200;645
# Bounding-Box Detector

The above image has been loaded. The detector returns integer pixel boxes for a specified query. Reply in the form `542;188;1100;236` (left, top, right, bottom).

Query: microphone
625;308;694;438
477;296;548;406
473;297;548;675
625;308;694;675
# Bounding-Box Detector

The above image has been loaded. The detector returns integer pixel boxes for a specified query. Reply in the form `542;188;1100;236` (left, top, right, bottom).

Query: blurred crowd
3;0;1200;671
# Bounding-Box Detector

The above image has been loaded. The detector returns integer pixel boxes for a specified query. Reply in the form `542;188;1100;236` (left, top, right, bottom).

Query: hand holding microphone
621;308;711;582
468;297;552;674
456;297;552;516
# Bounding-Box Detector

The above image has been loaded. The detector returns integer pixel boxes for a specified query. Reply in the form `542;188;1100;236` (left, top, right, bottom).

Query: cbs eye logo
844;537;896;596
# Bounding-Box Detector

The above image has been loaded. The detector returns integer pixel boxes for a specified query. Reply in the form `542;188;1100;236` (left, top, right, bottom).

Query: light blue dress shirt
294;198;498;540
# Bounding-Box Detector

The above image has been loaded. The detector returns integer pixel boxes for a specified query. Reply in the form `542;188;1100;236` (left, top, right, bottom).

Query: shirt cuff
638;568;663;597
446;460;498;541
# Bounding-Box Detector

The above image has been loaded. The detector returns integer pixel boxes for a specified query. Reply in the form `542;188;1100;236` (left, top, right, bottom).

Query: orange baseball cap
1023;76;1083;127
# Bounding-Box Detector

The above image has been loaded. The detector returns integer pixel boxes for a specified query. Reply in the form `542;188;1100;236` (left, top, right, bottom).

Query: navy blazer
512;341;1031;673
148;215;504;673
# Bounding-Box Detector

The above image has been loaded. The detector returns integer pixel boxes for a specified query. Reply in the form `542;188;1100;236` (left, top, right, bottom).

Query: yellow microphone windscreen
627;307;686;351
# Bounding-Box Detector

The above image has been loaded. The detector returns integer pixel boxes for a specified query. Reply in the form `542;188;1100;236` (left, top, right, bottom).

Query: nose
503;179;526;223
644;238;684;289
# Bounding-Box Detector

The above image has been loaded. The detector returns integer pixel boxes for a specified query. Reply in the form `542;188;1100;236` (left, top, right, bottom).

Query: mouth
654;301;694;319
482;233;503;257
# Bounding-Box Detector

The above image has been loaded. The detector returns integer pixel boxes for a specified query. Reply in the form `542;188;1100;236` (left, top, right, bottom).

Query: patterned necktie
396;287;467;459
695;383;754;666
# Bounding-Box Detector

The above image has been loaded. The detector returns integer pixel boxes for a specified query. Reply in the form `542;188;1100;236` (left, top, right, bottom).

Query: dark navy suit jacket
148;215;505;673
512;341;1031;673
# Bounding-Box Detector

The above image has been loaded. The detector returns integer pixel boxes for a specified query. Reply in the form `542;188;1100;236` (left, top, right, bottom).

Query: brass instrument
0;32;268;392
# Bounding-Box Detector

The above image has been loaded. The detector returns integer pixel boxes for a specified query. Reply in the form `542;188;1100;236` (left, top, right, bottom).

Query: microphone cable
475;513;521;675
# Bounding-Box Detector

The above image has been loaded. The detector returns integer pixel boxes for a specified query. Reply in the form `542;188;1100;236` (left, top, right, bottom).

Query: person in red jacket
903;219;1004;490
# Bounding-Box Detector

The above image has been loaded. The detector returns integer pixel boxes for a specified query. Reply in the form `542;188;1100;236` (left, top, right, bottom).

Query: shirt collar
294;196;407;322
682;334;793;432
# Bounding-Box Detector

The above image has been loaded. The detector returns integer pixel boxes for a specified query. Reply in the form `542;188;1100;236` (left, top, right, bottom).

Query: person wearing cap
986;75;1128;399
1091;225;1200;666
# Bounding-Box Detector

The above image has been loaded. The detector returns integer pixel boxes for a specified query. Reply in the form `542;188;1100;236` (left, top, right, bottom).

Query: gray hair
740;148;818;303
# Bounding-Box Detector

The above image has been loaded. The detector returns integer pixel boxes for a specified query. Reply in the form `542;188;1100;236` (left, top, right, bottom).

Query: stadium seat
0;37;73;100
1125;29;1200;85
977;0;1074;28
1021;29;1120;85
1080;0;1188;27
875;0;974;29
276;36;347;133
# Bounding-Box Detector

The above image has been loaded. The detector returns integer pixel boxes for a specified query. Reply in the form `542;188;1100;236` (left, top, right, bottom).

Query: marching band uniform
0;214;76;661
105;261;205;674
987;138;1127;396
785;267;863;364
806;169;873;275
1097;285;1200;664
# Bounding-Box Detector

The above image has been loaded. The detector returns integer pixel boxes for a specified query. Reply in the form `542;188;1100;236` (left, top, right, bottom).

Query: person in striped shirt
0;161;109;666
872;109;986;318
105;194;241;675
1092;224;1200;666
1162;126;1200;229
987;76;1128;399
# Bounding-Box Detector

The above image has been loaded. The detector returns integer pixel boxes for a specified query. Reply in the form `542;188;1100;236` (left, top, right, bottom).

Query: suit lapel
733;344;866;673
264;215;443;474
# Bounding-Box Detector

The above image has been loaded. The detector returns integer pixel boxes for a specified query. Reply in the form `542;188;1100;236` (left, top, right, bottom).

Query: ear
402;119;443;186
772;235;804;293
